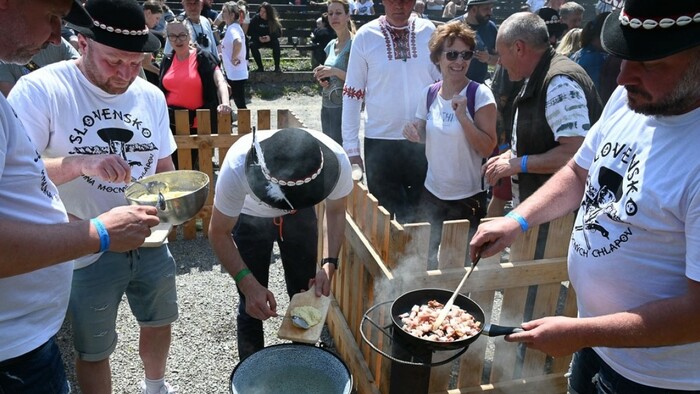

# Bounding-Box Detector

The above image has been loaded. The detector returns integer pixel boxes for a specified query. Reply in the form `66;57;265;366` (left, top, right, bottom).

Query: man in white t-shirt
209;128;352;360
8;1;179;393
0;2;161;394
471;0;700;391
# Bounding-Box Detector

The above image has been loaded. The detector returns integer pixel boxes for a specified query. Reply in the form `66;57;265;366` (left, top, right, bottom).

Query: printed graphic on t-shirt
68;108;159;193
572;141;641;258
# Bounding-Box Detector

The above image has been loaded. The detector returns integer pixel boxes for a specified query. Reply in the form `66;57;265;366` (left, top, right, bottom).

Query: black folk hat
466;0;495;6
70;0;161;53
245;128;340;211
65;0;93;27
537;7;567;40
601;0;700;61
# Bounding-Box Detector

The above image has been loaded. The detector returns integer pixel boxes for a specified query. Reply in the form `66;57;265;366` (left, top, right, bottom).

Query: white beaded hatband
259;147;325;187
93;19;150;36
619;10;700;30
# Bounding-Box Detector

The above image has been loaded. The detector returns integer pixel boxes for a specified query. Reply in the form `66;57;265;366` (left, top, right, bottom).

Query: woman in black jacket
248;2;283;72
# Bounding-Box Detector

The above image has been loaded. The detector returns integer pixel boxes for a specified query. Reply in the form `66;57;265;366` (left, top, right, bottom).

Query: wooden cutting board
142;223;173;247
277;285;331;344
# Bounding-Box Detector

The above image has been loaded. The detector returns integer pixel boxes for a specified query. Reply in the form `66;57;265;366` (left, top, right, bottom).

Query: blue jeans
0;336;69;394
320;106;342;146
232;208;318;360
569;348;700;394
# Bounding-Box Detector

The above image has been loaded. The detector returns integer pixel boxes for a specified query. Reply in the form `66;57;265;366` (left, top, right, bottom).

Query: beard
627;57;700;116
475;13;490;25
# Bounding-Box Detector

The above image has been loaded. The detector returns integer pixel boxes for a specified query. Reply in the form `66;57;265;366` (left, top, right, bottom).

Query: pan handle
483;324;524;337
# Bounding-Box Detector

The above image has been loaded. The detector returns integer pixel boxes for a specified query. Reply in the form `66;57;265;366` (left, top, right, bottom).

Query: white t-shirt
355;0;373;15
221;23;248;81
214;129;354;218
0;95;72;362
8;61;177;269
527;0;546;12
415;83;495;200
342;16;441;156
511;75;591;205
571;86;700;390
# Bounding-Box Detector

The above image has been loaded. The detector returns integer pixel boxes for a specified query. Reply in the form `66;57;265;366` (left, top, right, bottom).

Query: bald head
497;12;550;51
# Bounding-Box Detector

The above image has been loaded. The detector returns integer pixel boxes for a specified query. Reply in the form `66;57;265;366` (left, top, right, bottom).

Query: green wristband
234;268;252;284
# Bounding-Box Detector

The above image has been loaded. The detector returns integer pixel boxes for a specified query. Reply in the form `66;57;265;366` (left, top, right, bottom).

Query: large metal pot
230;344;352;394
124;170;209;225
390;288;521;352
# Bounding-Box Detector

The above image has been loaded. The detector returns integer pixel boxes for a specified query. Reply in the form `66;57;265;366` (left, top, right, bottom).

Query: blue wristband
520;155;529;173
90;218;110;253
498;143;510;151
506;211;529;232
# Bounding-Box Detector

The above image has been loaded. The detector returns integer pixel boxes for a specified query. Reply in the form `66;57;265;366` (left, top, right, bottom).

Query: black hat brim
245;132;341;211
601;10;700;61
65;0;93;27
71;24;161;53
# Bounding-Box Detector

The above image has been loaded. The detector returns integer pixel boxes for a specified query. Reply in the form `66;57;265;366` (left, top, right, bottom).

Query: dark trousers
568;347;699;393
320;106;343;146
420;188;487;268
249;38;281;70
0;336;69;394
364;138;428;223
232;208;318;360
227;78;247;109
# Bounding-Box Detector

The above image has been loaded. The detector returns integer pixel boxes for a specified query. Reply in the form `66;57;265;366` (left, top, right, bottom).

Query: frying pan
391;288;522;352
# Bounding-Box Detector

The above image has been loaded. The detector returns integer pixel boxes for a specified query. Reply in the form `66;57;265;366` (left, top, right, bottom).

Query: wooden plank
364;194;378;243
277;109;306;128
174;110;193;170
520;283;560;378
490;286;528;383
375;206;392;265
438;219;471;270
344;212;394;282
238;109;252;134
448;372;568;393
415;258;569;293
509;224;538;262
257;109;271;130
457;290;493;388
401;222;431;273
326;298;381;394
543;214;575;259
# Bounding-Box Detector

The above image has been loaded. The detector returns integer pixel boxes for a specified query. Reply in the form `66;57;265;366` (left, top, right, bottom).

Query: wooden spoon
431;245;485;331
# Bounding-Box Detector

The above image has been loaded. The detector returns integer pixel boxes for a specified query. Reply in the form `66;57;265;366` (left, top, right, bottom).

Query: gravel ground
57;90;335;393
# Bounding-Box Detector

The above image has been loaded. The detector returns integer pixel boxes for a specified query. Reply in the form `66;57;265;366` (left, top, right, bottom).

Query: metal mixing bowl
125;170;210;225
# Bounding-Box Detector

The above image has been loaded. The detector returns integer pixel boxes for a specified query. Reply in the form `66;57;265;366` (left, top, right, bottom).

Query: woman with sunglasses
313;0;355;145
403;21;497;267
159;20;232;167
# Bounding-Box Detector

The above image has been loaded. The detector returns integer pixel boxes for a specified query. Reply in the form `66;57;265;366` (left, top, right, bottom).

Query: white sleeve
545;75;592;141
474;84;496;113
415;85;431;120
341;30;368;157
8;77;52;153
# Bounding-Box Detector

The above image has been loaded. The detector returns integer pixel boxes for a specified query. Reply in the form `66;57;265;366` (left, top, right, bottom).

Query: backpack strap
426;80;443;111
466;80;479;119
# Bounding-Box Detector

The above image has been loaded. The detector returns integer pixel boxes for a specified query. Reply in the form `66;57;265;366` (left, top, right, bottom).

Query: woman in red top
159;20;231;167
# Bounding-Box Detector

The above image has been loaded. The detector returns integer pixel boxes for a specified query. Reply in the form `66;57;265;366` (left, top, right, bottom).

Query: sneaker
140;380;178;394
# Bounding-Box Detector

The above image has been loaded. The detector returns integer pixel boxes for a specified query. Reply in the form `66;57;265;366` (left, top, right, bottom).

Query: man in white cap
8;0;179;393
471;0;700;391
0;1;161;393
209;127;353;360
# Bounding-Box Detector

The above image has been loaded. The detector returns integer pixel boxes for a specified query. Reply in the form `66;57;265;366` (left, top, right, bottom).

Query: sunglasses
167;33;189;41
444;50;474;61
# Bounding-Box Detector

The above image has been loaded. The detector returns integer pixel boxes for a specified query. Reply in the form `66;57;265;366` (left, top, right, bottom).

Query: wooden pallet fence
327;182;577;394
169;108;306;240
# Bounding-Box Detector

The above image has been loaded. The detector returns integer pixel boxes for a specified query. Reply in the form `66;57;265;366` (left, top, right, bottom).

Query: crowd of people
2;0;700;393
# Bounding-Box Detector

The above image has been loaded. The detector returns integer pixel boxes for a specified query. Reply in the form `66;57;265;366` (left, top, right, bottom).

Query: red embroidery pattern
343;86;365;100
379;16;418;61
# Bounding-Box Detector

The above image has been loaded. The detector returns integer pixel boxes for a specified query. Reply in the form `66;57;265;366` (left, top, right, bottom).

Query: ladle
130;177;169;211
284;314;310;330
431;244;485;331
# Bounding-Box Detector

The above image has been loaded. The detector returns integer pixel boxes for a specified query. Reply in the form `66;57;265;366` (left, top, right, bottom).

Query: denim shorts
68;245;178;362
0;336;69;394
568;347;700;394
